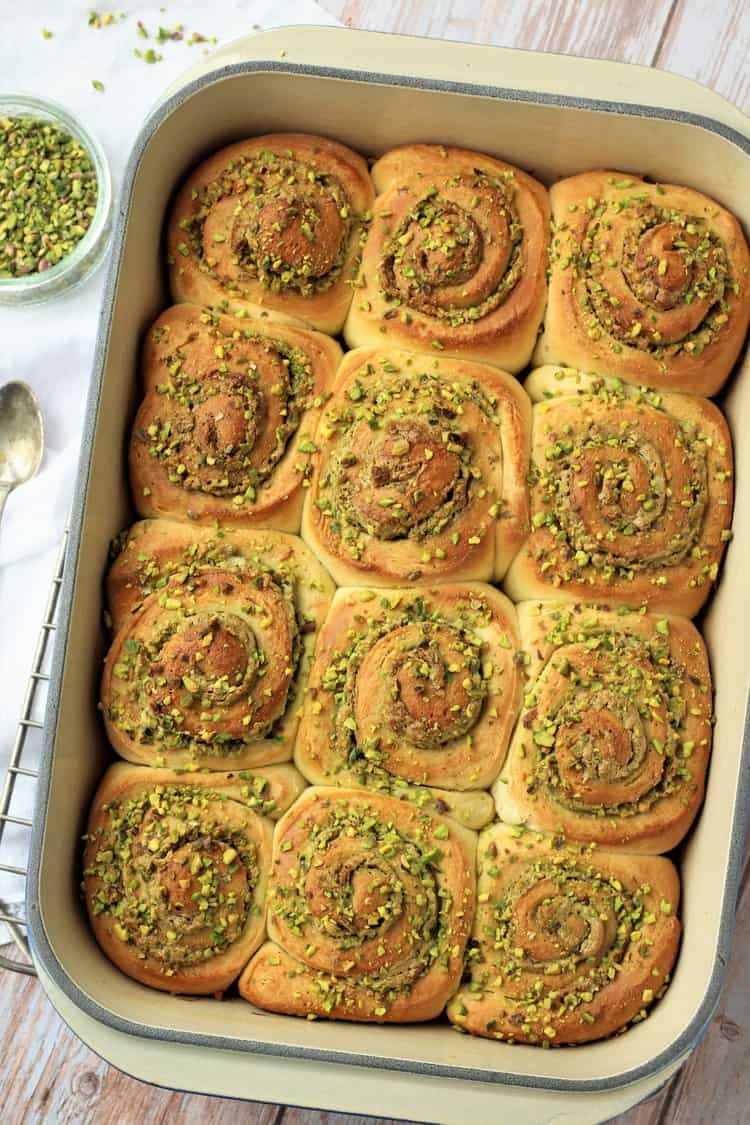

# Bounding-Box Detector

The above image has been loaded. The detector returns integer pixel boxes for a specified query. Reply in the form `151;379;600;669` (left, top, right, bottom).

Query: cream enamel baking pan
25;25;750;1123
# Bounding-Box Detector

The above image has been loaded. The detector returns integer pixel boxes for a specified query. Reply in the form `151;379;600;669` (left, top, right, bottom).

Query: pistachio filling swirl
495;861;637;994
525;618;691;819
104;565;301;763
465;854;656;1039
322;599;489;786
264;796;468;1014
449;825;680;1043
531;388;709;584
177;148;354;298
314;370;502;561
563;195;735;360
134;324;314;508
379;169;524;326
84;784;258;973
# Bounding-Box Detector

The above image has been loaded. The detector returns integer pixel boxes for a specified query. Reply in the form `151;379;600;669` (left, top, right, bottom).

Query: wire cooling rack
0;531;68;976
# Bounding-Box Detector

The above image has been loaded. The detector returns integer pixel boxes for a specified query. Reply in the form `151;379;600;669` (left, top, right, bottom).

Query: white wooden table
2;1;749;1121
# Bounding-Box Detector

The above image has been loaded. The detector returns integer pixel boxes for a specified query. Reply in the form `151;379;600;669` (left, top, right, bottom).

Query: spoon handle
0;483;10;524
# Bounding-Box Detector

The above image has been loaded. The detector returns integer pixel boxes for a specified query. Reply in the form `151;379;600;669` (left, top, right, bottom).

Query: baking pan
24;23;750;1112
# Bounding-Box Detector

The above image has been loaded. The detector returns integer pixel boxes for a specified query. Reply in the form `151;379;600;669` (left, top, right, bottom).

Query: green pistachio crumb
0;115;99;278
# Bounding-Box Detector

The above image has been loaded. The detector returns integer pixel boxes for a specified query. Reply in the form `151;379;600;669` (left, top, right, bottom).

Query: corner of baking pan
25;56;750;1094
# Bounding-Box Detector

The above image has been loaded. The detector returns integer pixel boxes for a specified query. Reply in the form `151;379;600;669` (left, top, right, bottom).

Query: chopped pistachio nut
85;783;256;971
0;116;98;277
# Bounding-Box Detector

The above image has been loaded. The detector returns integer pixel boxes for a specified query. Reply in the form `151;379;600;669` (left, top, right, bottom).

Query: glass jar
0;94;113;305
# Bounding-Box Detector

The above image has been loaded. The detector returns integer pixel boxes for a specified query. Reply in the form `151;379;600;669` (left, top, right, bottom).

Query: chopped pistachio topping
267;796;466;1014
314;366;503;563
84;783;258;970
0;116;98;277
551;192;736;360
132;313;316;506
379;167;523;327
106;538;305;763
527;385;715;588
178;148;360;298
520;606;707;821
316;590;505;800
455;836;674;1043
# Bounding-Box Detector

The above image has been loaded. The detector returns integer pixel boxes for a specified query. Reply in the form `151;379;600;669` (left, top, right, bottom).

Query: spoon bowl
0;381;44;522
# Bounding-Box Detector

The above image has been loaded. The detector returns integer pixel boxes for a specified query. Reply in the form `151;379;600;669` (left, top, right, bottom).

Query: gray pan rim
26;55;750;1096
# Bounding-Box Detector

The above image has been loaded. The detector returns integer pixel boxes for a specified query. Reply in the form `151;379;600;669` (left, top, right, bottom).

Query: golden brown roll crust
101;520;334;770
130;305;342;532
301;348;531;587
447;824;681;1044
535;170;750;396
186;763;308;820
295;584;520;829
167;133;374;334
344;144;549;372
83;763;276;994
238;787;476;1022
493;602;712;853
503;368;733;616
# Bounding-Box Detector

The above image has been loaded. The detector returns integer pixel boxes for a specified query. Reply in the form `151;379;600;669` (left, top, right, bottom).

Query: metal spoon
0;381;44;525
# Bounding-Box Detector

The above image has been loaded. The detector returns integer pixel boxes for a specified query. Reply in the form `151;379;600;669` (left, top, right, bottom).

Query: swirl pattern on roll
301;348;531;587
167;133;374;334
239;787;475;1022
493;602;712;853
102;520;334;770
295;585;521;828
83;764;276;994
535;171;750;396
447;824;680;1044
504;367;733;616
344;144;549;372
130;305;341;532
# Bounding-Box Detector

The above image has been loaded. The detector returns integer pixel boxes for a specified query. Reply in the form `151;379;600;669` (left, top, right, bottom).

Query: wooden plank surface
658;0;750;114
2;1;749;1122
328;0;676;64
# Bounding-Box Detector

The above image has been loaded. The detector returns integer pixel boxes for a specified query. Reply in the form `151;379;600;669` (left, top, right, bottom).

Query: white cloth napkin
0;0;340;921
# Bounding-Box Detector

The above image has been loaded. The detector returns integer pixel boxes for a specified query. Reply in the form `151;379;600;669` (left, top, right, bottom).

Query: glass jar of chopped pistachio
0;95;111;303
